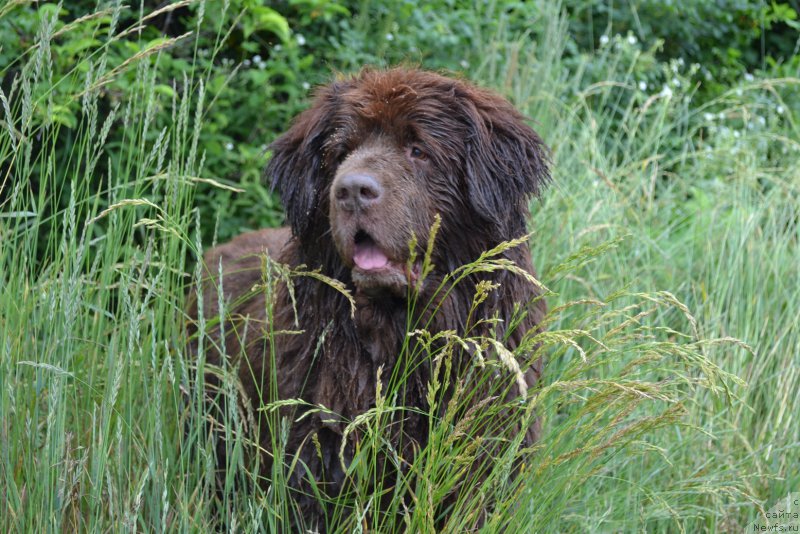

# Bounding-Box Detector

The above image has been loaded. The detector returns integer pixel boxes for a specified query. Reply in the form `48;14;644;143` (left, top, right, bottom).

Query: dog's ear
461;87;550;235
266;82;344;238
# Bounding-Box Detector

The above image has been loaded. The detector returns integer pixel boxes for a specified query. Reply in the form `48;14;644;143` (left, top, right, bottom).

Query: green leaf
246;6;290;42
49;104;77;129
153;84;175;99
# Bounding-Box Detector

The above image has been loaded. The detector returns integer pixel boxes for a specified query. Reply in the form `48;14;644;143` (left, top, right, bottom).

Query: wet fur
187;67;550;527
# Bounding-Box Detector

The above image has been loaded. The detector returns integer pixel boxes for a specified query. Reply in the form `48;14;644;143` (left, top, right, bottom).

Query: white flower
460;59;469;69
638;81;647;91
672;77;681;87
777;105;785;115
758;115;766;126
225;142;234;151
599;34;609;45
659;85;673;98
703;112;714;121
274;44;282;52
386;33;394;41
733;130;740;138
302;82;310;90
744;72;754;82
627;34;637;45
296;34;306;46
253;54;262;63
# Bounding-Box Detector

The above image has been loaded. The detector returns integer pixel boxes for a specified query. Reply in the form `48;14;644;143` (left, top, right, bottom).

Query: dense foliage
3;0;796;242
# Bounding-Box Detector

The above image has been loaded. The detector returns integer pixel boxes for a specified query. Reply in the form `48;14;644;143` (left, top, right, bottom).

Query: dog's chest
352;296;407;366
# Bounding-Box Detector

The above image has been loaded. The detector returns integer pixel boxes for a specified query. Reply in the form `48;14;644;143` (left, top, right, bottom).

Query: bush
564;0;800;97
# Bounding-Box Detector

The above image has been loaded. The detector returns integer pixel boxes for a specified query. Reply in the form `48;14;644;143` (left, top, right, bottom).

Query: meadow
1;1;798;531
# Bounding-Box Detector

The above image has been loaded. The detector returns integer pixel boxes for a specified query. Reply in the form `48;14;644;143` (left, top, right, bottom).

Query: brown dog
187;67;550;527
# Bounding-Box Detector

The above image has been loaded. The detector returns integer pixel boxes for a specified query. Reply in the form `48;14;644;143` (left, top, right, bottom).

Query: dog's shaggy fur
187;67;550;525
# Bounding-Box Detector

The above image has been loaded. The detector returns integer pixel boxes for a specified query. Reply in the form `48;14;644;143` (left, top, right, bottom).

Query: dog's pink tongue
354;243;388;270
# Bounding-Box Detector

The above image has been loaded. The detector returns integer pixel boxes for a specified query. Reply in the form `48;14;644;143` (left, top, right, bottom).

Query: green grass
1;2;798;532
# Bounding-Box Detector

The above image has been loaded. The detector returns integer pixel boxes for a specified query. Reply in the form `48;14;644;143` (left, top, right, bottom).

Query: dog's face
267;68;550;297
329;136;433;295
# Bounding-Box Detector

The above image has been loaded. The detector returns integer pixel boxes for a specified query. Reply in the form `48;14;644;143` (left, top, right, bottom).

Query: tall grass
475;3;799;530
1;2;218;530
1;2;797;532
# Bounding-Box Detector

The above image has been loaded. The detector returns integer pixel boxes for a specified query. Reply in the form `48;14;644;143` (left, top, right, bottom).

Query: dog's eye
409;145;427;160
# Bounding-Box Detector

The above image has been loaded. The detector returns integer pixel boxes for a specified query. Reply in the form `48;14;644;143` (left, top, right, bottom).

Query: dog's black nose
333;173;383;211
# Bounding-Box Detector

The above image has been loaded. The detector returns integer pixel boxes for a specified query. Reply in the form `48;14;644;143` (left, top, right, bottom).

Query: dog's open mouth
351;230;420;296
353;230;390;270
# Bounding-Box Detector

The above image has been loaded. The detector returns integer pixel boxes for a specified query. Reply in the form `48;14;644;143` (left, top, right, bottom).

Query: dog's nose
333;173;383;211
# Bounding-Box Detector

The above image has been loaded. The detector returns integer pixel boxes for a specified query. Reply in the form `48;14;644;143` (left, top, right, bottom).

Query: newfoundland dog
187;67;550;527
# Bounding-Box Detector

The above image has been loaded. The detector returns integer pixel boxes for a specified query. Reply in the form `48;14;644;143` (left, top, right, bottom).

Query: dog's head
267;68;550;296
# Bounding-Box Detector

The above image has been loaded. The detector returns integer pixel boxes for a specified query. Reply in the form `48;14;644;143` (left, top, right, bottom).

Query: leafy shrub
564;0;800;97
